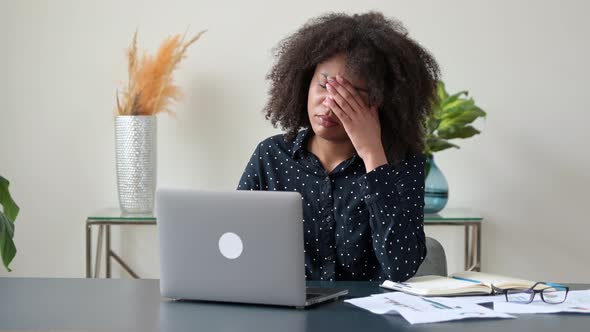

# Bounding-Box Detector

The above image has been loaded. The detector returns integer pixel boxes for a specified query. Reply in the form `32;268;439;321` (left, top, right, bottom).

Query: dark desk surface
0;278;588;331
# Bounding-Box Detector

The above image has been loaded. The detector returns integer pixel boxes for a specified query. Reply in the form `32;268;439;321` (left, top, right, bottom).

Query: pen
452;276;482;284
421;297;453;310
545;282;567;288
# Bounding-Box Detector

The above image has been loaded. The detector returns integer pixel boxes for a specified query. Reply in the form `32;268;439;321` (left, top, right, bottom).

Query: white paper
432;294;507;305
380;276;489;296
451;271;536;288
345;292;515;324
493;290;590;314
373;292;506;305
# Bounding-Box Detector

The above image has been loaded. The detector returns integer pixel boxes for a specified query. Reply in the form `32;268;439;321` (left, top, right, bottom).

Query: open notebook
380;271;544;297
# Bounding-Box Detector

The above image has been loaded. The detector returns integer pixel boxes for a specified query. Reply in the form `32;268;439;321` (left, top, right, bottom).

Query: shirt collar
290;128;312;159
290;128;362;170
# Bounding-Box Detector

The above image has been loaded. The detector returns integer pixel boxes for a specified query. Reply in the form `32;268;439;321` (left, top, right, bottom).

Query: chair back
414;237;447;277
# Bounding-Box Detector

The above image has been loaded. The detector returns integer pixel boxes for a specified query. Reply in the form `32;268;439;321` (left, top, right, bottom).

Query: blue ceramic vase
424;155;448;213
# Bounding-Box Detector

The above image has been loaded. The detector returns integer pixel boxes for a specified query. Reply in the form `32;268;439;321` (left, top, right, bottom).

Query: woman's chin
311;124;348;141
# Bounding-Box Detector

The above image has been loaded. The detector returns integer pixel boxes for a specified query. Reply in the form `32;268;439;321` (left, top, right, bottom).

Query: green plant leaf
0;176;18;272
432;83;447;118
438;108;486;132
436;81;449;102
441;98;476;117
438;125;481;140
440;90;469;110
0;212;16;272
427;137;460;153
0;176;19;222
425;81;486;157
426;116;441;135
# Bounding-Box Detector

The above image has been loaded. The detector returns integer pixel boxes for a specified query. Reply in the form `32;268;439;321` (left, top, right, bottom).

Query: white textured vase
115;115;157;213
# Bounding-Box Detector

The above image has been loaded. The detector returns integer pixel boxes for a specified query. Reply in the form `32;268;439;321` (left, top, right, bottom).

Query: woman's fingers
324;96;350;123
326;80;359;115
335;75;369;110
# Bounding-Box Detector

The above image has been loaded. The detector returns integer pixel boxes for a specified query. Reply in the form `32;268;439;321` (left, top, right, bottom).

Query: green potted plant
424;81;487;213
0;175;19;271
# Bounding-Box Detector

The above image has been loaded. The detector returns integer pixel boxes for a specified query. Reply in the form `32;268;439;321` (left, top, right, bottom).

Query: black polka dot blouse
237;129;427;282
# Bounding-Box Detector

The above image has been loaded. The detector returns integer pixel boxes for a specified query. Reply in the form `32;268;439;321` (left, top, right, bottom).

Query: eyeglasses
491;282;569;304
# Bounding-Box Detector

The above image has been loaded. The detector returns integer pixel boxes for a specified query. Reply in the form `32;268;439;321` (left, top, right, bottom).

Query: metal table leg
476;223;481;271
106;225;111;278
86;218;156;279
464;225;470;270
85;222;91;278
111;251;140;279
470;225;476;270
465;223;481;272
93;225;104;278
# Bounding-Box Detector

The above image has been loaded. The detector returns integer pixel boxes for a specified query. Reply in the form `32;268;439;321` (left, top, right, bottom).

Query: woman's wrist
362;148;388;173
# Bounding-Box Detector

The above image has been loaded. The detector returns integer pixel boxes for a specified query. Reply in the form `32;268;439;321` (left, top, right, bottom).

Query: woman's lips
318;115;339;128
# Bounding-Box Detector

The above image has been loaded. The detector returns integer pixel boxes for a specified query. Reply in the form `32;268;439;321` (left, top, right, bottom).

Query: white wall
1;0;589;282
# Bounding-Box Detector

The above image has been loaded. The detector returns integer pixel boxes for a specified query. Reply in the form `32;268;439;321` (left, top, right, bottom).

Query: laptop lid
156;189;306;307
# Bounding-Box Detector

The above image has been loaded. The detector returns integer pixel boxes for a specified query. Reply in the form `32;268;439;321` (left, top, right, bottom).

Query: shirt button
365;194;371;199
326;255;333;261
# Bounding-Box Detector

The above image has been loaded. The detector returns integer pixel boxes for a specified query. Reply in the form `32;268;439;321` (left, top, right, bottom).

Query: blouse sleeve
357;154;428;281
237;143;264;191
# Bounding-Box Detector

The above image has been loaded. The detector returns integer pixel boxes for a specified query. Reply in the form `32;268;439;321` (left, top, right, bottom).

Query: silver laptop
155;189;348;308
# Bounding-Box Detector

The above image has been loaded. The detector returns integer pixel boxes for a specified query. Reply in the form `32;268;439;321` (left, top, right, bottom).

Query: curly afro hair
264;11;440;163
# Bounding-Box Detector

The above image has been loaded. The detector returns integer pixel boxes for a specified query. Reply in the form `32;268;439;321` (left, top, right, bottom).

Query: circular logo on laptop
218;232;243;259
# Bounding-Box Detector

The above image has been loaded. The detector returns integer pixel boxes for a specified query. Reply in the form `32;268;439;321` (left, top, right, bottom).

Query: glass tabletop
87;207;481;222
87;208;155;221
425;208;482;222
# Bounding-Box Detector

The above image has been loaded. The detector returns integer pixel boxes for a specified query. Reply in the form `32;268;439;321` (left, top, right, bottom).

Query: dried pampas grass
116;29;206;116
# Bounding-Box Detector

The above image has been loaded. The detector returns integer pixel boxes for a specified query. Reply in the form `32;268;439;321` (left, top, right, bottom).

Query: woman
237;12;440;282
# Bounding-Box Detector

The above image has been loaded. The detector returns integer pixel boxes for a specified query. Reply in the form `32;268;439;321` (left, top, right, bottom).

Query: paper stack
345;292;514;324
